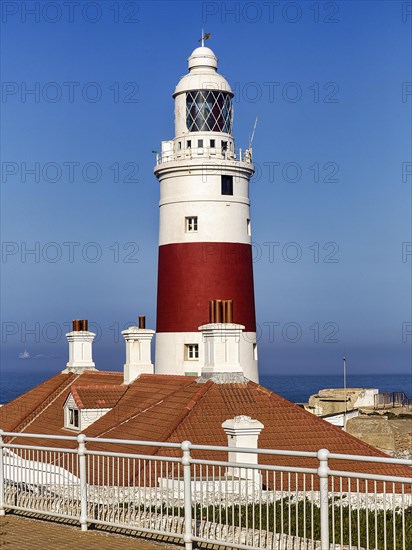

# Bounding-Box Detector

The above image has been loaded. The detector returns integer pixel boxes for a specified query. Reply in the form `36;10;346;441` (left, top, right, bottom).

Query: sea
0;370;411;405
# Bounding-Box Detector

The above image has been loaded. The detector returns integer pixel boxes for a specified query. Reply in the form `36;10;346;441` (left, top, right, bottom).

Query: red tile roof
1;372;411;481
70;385;126;409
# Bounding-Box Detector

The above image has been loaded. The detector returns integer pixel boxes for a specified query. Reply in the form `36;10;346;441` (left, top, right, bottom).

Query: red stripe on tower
156;242;256;333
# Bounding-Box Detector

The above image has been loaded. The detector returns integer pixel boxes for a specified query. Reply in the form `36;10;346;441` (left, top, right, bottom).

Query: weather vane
199;30;211;47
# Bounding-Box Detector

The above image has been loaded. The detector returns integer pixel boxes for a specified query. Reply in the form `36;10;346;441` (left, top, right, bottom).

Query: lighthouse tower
154;44;258;382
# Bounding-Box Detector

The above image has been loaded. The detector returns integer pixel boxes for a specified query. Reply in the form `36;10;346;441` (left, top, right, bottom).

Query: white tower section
154;46;258;382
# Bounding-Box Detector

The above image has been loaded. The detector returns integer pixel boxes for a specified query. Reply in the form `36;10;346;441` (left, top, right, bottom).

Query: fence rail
155;146;253;166
374;391;412;410
0;430;411;549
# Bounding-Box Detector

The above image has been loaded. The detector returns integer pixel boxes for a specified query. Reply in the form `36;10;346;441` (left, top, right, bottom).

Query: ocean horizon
0;370;410;406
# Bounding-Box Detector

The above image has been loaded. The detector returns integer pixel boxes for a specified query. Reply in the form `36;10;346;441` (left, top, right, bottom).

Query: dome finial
198;31;211;48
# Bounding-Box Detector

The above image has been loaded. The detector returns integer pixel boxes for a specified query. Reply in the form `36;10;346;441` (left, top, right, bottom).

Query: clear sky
1;1;411;378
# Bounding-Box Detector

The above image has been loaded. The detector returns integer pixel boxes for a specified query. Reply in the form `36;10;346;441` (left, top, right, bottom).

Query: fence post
317;448;330;550
77;434;88;531
0;430;5;516
181;440;193;550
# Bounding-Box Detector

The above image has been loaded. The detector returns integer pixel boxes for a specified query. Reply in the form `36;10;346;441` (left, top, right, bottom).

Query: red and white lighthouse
154;44;258;382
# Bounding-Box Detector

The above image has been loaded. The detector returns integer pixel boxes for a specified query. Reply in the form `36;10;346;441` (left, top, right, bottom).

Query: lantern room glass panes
186;91;233;133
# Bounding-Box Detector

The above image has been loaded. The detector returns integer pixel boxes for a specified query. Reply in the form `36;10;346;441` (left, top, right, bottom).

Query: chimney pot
209;301;215;324
214;300;223;323
138;316;146;329
226;300;233;323
73;319;88;331
65;320;95;373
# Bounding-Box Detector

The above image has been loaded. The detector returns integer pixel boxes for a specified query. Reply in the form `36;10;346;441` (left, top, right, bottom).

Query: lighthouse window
210;139;215;148
186;216;198;232
253;344;258;360
221;175;233;196
186;90;233;133
197;139;204;148
185;344;199;360
247;219;251;236
187;140;191;149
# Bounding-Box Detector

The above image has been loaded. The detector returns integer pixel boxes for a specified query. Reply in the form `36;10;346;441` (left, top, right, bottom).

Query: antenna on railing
248;117;258;150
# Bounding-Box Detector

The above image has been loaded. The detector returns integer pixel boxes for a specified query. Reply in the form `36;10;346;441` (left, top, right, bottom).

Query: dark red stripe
156;242;256;333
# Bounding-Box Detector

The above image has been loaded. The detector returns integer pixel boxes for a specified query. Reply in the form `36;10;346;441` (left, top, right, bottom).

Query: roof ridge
71;384;124;390
84;370;123;376
153;380;214;454
69;386;83;408
8;373;79;441
139;374;193;381
92;378;197;439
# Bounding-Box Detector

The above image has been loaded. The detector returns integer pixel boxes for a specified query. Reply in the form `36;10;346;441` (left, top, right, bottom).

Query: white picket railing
155;146;253;165
0;430;411;550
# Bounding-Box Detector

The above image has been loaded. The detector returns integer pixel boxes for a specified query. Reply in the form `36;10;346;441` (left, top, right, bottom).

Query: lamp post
343;355;347;429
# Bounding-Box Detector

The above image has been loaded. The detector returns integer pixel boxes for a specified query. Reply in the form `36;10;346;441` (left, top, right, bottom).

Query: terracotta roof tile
2;373;411;481
70;385;126;409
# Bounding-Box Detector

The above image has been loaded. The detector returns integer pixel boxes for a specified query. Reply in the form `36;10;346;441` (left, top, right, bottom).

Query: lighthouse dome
188;46;218;70
174;46;232;97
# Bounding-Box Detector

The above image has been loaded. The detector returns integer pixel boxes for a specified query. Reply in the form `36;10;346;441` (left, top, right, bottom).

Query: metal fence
374;392;412;410
0;430;411;550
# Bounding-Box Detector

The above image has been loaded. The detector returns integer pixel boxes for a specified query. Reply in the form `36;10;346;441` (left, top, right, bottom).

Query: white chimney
122;316;154;384
198;322;245;376
222;415;264;482
63;320;96;374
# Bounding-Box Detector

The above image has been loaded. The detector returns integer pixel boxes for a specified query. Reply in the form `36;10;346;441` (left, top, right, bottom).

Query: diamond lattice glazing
186;91;233;133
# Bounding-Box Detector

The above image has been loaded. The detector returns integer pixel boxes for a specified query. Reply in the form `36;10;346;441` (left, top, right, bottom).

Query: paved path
0;514;182;549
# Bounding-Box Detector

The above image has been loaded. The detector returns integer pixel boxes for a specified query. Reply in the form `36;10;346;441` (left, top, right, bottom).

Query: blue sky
1;1;411;377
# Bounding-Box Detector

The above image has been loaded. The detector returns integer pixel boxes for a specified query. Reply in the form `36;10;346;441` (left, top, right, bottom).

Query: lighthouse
154;44;258;383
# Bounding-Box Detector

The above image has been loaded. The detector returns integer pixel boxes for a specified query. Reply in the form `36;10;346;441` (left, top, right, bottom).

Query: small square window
187;140;191;149
221;175;233;196
210;139;215;148
186;216;198;232
178;141;182;150
198;139;203;148
185;344;199;360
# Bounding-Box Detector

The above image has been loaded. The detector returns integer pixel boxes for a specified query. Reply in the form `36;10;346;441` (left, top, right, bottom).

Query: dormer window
64;403;80;431
63;385;125;432
68;407;79;429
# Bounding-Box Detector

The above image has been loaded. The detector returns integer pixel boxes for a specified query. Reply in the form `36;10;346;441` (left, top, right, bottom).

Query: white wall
155;331;258;382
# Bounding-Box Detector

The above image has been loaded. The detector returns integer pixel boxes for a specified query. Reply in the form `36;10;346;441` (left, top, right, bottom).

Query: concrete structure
305;388;378;416
320;408;359;428
122;316;155;384
154;46;258;381
63;320;96;374
347;414;412;457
